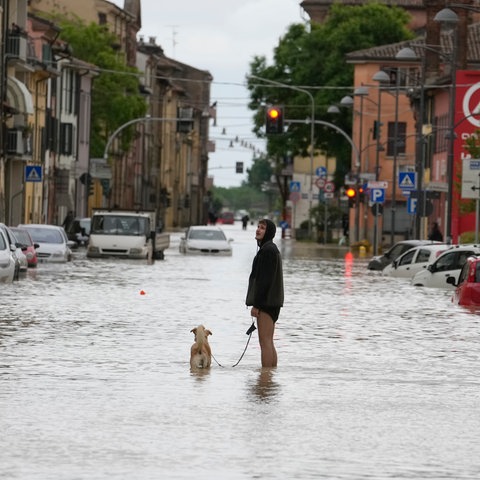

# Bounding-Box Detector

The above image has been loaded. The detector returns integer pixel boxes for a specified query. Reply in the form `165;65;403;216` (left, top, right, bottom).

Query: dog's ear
190;328;197;334
206;329;212;336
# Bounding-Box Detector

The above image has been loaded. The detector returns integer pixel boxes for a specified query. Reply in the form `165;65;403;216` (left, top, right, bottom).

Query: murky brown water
1;224;479;479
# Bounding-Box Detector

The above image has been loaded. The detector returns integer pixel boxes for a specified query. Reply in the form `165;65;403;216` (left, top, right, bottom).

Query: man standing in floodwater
246;219;284;367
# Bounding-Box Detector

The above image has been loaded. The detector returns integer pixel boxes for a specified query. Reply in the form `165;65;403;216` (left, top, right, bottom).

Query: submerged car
0;228;15;283
367;240;440;271
18;224;75;263
10;227;39;268
411;245;480;288
0;223;27;278
448;255;480;306
382;244;450;279
179;226;233;255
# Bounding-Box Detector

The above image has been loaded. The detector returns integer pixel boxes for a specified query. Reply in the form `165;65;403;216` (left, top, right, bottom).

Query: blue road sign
289;181;301;192
370;188;385;203
398;172;416;191
316;166;327;177
407;197;417;214
25;165;42;183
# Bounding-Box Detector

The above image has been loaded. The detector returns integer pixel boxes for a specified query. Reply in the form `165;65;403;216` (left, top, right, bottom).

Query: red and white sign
324;181;335;193
315;177;326;189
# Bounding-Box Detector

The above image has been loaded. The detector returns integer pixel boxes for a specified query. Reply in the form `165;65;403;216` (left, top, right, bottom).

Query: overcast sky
110;0;305;187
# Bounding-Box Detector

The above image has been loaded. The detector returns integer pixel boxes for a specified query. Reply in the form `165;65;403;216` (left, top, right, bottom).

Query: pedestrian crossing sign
398;172;416;191
25;165;42;182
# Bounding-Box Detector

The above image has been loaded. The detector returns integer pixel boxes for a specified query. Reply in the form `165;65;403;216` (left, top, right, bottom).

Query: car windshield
11;229;32;246
26;228;64;244
189;229;226;241
91;215;148;236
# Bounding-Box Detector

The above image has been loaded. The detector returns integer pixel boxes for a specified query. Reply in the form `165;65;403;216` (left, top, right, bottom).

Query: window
386;122;406;156
416;249;431;264
398;250;415;266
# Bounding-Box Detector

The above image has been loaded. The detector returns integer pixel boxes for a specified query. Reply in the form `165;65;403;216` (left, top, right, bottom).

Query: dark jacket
246;219;284;309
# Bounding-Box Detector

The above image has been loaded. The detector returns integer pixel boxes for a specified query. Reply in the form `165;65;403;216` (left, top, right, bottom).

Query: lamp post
372;70;390;255
434;8;459;244
334;87;369;242
396;46;427;239
248;75;315;238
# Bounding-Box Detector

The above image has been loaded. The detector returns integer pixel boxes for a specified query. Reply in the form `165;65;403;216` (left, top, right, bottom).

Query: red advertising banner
453;70;480;239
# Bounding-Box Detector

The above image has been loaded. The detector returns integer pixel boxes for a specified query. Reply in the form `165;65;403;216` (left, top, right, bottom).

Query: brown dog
190;325;212;369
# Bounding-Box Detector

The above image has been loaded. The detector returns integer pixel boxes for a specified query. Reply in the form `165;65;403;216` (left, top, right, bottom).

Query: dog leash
211;321;256;368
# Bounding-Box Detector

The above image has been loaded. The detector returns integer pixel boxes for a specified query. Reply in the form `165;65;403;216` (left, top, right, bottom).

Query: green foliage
246;157;273;189
55;18;147;157
212;185;271;216
247;3;414;186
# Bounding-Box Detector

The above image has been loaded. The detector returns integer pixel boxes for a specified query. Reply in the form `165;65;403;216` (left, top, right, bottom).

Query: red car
10;227;39;268
448;255;480;306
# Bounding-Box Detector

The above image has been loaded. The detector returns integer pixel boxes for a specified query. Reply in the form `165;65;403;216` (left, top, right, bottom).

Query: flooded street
1;224;480;479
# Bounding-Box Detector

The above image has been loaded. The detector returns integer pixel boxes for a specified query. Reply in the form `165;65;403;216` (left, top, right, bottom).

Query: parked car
17;224;75;263
0;223;27;279
179;226;233;256
219;211;234;225
382;244;450;279
10;227;39;268
0;227;15;283
411;245;480;288
65;217;91;247
448;255;480;306
367;240;442;271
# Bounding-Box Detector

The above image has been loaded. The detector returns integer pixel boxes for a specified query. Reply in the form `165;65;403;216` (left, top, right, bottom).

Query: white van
86;210;169;259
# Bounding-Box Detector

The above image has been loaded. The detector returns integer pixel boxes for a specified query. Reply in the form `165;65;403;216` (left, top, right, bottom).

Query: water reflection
249;367;280;402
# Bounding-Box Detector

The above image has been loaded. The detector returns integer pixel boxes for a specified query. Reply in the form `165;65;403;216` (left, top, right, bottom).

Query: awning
6;76;34;115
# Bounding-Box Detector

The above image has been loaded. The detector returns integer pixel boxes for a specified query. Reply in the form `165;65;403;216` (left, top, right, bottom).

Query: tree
54;18;147;157
246;157;273;189
247;3;413;186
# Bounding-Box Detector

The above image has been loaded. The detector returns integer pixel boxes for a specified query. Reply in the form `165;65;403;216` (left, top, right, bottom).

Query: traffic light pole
248;75;316;239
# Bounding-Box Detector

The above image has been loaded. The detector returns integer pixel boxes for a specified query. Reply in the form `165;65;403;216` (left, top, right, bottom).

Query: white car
383;244;450;279
18;224;75;263
179;226;233;256
0;228;15;283
0;223;27;278
411;245;480;288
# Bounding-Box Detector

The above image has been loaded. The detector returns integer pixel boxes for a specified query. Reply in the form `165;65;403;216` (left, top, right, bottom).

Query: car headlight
130;248;143;254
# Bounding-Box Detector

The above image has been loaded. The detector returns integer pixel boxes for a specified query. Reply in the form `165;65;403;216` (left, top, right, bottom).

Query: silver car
18;224;75;263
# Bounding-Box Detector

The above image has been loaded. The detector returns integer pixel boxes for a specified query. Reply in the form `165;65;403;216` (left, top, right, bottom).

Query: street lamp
434;7;459;244
396;46;427;239
248;75;315;238
372;69;390;255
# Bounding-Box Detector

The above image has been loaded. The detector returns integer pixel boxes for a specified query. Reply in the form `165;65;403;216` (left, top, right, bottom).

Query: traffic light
345;186;356;208
265;106;284;134
88;179;94;196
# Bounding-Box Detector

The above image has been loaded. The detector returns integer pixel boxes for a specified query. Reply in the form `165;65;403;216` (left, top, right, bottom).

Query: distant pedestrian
241;214;249;230
428;222;443;242
62;210;74;230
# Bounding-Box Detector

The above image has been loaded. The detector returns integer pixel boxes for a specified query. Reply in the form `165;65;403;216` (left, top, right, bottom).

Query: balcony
7;34;27;62
6;129;31;156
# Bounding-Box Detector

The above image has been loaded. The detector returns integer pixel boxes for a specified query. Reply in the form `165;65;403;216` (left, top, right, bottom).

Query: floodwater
1;224;479;480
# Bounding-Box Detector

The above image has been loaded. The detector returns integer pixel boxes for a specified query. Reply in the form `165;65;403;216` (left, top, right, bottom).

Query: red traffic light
267;107;280;119
265;105;284;134
345;187;356;198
